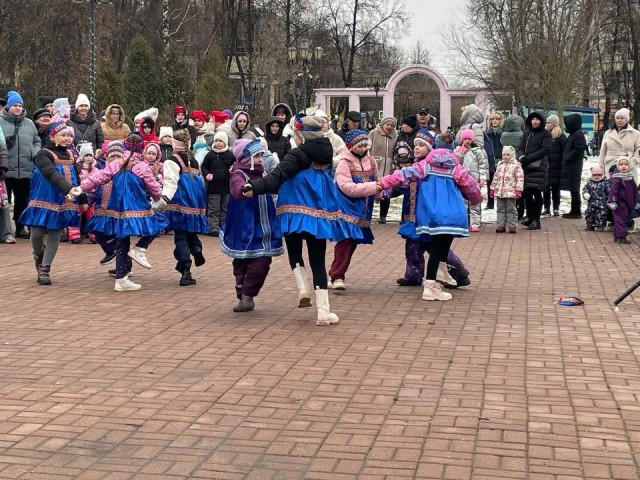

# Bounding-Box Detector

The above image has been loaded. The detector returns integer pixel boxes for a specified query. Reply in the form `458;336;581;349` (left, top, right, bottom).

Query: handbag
523;158;542;172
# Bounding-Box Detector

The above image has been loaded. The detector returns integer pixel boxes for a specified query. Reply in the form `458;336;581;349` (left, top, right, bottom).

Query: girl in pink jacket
328;129;381;290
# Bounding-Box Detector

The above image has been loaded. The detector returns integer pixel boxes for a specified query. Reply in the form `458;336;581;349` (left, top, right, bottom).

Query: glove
489;190;494;198
583;192;590;201
151;198;167;211
515;190;522;199
206;174;213;181
608;201;617;211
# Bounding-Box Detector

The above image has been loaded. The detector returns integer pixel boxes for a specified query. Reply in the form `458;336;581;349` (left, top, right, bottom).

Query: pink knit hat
460;129;475;141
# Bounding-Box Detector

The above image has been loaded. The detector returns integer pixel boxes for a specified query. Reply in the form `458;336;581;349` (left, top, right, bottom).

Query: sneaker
422;280;452;301
508;227;517;234
495;226;506;233
128;246;152;269
71;237;83;244
470;225;480;232
542;209;551;216
4;235;16;244
378;217;387;224
109;269;132;277
553;210;560;217
99;251;117;265
331;279;346;290
114;276;141;291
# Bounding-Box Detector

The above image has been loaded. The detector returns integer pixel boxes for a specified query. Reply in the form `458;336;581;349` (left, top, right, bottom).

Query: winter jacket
500;115;525;149
201;149;235;195
456;146;486;182
609;173;639;213
159;144;173;162
517;111;552;190
171;119;197;146
265;117;291;159
396;127;419;151
325;129;346;169
560;114;586;192
100;104;131;141
0;109;41;179
249;138;333;195
80;155;162;201
335;150;380;198
34;142;75;196
547;130;567;189
599;123;640;182
217;111;256;147
271;103;294;138
67;110;104;150
456;104;486;148
0;126;8;171
230;161;266;198
368;124;398;177
483;127;502;172
139;117;159;146
490;157;524;199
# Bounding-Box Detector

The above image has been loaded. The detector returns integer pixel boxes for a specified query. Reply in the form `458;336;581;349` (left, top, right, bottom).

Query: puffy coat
547;129;567;189
560;114;586;192
598;123;640;181
517;111;552;191
67;110;104;150
456;104;486;148
0;109;41;179
217;111;256;147
368;124;398;176
484;127;503;172
201;149;235;195
500;115;525;149
265;116;291;159
490;157;524;199
100;104;131;141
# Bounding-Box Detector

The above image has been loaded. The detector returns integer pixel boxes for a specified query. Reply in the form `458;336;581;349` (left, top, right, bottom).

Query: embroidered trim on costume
28;200;78;212
166;204;206;215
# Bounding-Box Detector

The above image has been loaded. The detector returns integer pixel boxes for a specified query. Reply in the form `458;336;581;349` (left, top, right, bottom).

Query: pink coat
335;150;380;199
80;157;162;201
380;148;483;205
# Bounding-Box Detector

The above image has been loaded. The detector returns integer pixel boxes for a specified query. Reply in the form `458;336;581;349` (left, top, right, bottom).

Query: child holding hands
489;145;524;233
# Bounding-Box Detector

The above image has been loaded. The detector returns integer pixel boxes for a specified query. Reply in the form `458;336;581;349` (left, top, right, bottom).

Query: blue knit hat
5;91;24;110
345;129;369;150
414;128;435;148
233;138;264;170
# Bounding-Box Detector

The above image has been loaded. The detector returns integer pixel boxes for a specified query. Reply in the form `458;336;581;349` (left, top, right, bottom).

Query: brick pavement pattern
1;219;639;479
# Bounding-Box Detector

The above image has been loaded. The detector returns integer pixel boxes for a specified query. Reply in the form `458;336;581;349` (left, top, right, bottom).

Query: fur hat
5;91;24;109
414;128;435;147
158;126;173;140
48;120;68;138
345;129;369;150
401;115;418;130
78;141;94;158
546;115;560;127
293;114;324;140
190;110;207;122
75;93;90;109
174;105;187;115
459;129;475;142
38;96;55;108
615;108;630;121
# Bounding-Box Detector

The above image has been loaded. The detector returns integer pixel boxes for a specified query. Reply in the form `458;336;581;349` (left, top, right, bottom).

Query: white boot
422;279;452;301
293;264;312;307
114;275;142;292
315;288;339;326
436;263;457;288
128;246;152;269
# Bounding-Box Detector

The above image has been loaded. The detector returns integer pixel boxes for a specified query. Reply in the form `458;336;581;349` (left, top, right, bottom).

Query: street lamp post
365;72;387;98
72;0;113;110
288;39;323;110
249;75;267;117
604;52;635;107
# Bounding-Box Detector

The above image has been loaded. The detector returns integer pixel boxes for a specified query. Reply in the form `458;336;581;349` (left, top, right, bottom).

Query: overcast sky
402;0;469;84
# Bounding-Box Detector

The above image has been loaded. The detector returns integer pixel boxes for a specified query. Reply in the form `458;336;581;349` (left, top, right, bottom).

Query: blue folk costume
163;155;208;233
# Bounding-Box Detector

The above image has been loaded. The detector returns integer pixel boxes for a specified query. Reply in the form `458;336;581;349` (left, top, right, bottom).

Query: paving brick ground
1;217;640;479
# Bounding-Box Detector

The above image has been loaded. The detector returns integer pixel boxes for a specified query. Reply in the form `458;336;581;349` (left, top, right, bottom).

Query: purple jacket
230;161;265;199
609;173;639;211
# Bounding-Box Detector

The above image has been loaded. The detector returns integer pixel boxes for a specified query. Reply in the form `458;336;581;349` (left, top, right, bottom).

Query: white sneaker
114;276;142;291
332;279;346;290
128;246;152;269
422;280;452;301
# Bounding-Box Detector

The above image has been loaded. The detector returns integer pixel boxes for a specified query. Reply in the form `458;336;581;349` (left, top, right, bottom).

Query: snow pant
613;207;633;239
486;171;495;209
174;230;203;273
207;193;229;234
30;226;63;267
68;205;96;240
468;200;482;227
328;238;358;281
233;257;272;297
284;233;328;289
496;197;518;228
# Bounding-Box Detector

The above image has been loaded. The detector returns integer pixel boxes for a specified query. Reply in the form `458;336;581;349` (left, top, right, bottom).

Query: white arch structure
313;64;495;128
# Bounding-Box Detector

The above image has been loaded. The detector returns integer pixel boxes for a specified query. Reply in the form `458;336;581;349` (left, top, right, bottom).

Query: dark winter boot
33;250;44;272
193;251;206;267
37;265;52;285
233;294;255;312
180;270;197;286
235;285;242;300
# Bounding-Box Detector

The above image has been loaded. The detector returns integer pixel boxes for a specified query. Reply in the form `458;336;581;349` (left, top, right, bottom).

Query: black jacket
483;127;503;172
35;142;87;204
265;117;291;159
67;111;104;150
201;149;235;195
547;134;567;188
249;138;333;195
159;143;173;162
171;120;197;145
517;111;552;190
396;128;418;151
560;114;586;192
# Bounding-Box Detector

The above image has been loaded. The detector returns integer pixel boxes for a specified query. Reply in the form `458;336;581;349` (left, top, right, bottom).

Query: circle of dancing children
328;129;381;290
154;129;209;286
243;114;363;325
380;130;482;301
19;120;84;285
220;139;284;312
489;146;524;233
79;139;168;291
607;157;639;244
455;129;487;232
582;165;610;232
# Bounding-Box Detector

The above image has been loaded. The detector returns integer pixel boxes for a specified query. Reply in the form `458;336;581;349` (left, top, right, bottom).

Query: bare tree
406;40;431;66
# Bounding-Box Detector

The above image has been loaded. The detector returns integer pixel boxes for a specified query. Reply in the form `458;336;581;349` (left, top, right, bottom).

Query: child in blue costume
20;121;84;285
80;141;168;291
243;114;362;326
381;130;482;301
153;129;209;286
221;139;284;312
329;129;381;290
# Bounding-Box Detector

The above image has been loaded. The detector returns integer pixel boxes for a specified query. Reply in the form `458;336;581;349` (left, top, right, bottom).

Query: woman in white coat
599;108;640;181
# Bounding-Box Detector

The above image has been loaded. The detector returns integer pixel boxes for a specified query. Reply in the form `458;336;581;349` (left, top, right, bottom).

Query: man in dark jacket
517;110;552;230
265;116;290;160
66;94;104;150
33;108;52;146
560;114;587;219
337;111;362;141
396;115;419;151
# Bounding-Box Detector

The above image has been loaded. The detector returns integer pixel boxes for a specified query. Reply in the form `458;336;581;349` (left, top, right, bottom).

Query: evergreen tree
159;42;194;119
96;56;123;114
122;36;161;118
195;46;235;111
